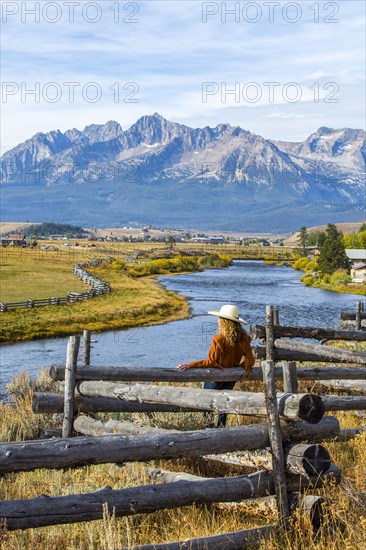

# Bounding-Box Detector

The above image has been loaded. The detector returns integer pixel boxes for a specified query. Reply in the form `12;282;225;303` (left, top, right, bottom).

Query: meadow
0;241;291;343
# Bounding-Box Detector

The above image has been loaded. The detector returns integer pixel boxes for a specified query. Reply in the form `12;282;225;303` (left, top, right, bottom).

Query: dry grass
1;369;366;549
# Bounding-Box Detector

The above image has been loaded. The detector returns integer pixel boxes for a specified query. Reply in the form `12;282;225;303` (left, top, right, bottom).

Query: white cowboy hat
208;304;248;324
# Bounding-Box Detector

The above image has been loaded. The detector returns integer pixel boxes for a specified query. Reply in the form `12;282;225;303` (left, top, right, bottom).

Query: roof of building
3;233;25;240
352;262;366;270
346;249;366;260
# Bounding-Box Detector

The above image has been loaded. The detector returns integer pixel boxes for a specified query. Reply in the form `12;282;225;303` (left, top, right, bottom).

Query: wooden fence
0;258;111;312
1;303;366;548
340;301;365;330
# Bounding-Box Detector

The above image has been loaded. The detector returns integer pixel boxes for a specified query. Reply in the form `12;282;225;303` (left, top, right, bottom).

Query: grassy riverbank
292;258;366;296
0;245;231;343
1;369;365;549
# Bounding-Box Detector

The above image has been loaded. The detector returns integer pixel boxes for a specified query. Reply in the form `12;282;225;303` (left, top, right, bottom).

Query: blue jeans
203;381;236;427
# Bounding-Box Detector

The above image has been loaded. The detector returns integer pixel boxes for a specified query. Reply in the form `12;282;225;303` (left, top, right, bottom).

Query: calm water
0;260;360;399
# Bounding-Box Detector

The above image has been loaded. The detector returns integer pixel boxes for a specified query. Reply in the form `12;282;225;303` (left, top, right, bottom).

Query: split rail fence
0;258;111;312
1;302;366;549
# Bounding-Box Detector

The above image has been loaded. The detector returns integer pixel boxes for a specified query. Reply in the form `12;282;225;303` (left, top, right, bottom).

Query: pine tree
297;226;308;256
318;224;351;274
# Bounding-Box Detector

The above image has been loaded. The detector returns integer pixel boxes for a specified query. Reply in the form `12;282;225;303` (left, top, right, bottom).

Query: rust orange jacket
188;332;255;373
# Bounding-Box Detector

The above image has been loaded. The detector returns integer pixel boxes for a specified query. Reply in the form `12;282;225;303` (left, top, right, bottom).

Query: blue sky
1;0;365;154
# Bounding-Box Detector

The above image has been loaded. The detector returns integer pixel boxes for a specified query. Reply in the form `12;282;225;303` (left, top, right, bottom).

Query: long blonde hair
218;317;247;346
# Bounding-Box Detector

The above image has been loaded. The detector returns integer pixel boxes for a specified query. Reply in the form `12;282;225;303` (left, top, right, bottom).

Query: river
0;260;360;399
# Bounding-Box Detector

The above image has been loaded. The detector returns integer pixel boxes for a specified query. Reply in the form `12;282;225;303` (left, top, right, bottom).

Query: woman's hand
177;363;190;370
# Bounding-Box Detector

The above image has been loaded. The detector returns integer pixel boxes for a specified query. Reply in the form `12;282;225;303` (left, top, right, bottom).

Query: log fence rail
0;258;111;312
1;302;366;547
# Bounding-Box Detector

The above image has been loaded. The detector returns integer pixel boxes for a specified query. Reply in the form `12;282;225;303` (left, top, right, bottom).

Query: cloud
1;0;365;152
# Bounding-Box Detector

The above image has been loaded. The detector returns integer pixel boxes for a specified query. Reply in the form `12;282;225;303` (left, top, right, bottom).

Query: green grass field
0;242;293;343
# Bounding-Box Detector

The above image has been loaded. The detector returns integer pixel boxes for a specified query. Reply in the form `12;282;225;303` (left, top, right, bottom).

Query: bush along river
0;260;361;399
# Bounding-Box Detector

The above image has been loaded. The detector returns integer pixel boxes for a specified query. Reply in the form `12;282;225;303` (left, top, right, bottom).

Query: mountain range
1;113;365;231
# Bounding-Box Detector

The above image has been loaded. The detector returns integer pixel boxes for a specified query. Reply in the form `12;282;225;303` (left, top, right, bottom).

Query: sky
0;0;365;155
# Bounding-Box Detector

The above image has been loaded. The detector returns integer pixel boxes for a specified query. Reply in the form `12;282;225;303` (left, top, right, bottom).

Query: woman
177;304;255;427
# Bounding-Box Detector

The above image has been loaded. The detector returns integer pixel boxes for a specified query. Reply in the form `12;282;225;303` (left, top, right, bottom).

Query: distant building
307;246;321;260
351;262;366;283
1;233;26;246
192;237;210;243
209;236;224;244
346;249;366;263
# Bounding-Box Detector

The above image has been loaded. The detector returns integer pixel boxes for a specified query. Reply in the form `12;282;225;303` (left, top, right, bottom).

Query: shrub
301;274;314;286
330;269;352;285
293;257;310;270
110;260;126;271
305;260;319;272
127;254;231;278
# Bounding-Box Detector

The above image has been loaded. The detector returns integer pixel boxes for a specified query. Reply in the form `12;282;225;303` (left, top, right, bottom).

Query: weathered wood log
254;345;350;363
336;425;366;441
62;336;80;438
50;364;253;382
145;467;209;483
49;364;366;383
0;472;271;530
82;330;91;367
283;362;298;393
322;395;366;411
0;466;340;531
250;324;366;342
0;417;340;474
290;494;326;532
73;415;172;436
74;417;331;477
120;524;276;550
32;392;205;414
274;339;366;365
356;302;362;331
77;381;325;423
341;310;366;321
265;305;275;360
284;443;331;476
293;366;366;380
143;468;328;517
262;360;289;521
223;443;331;477
316;380;366;392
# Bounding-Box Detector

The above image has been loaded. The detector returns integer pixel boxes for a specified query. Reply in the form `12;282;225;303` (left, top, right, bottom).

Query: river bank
0;254;232;344
1;259;361;397
291;257;366;297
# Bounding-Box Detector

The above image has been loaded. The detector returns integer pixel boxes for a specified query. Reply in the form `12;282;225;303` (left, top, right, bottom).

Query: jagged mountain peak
292;126;365;164
1;116;364;232
82;120;123;143
127;113;189;146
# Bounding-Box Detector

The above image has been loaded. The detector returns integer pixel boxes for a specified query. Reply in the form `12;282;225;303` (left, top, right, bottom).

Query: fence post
62;336;80;438
356;301;362;331
265;305;275;360
273;308;280;327
262;360;290;525
82;330;91;367
282;361;298;394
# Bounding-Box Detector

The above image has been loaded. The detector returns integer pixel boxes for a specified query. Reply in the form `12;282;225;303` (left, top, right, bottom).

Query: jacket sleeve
188;337;224;369
241;337;255;373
